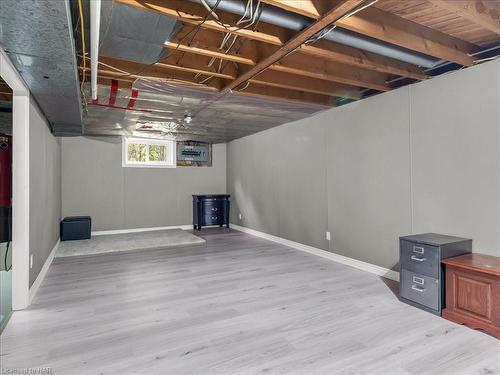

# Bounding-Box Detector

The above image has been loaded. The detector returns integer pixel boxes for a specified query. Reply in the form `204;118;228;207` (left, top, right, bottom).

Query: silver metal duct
99;1;182;64
189;0;440;68
0;0;83;136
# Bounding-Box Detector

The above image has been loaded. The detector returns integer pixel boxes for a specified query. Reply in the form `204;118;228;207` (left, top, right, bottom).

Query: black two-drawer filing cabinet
399;233;472;315
192;194;230;230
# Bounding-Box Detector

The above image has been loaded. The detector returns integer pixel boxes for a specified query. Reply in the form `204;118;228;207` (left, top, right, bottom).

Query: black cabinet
192;194;230;230
399;233;472;316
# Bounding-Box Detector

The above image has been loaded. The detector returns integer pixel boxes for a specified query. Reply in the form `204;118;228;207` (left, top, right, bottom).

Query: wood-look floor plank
1;228;498;375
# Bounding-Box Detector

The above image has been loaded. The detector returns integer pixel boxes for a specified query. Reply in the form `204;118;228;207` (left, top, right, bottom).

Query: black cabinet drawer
400;240;439;278
400;269;439;311
203;214;223;225
203;201;225;211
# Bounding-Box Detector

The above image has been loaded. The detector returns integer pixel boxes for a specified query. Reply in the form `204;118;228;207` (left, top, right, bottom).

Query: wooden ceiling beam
299;40;427;80
83;58;335;106
161;39;390;91
165;27;257;66
158;52;238;79
97;54;361;99
427;0;500;35
85;72;333;107
272;53;390;91
99;55;236;80
261;0;476;66
221;0;373;93
118;0;426;79
248;69;362;99
259;0;329;19
166;25;427;80
225;82;334;106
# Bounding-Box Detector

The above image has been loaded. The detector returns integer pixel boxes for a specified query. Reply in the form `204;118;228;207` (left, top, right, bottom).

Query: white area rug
56;229;205;257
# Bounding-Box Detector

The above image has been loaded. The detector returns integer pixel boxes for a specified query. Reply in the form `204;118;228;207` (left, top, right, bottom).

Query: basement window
122;138;176;168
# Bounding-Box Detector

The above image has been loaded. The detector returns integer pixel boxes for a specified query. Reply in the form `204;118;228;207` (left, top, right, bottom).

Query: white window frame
122;137;176;168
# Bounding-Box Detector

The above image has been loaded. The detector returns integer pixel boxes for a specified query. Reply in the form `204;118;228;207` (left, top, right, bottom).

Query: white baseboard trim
230;224;399;282
29;239;60;304
92;224;193;236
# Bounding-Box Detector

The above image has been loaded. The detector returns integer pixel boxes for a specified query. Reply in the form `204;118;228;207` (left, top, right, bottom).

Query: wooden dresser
441;254;500;338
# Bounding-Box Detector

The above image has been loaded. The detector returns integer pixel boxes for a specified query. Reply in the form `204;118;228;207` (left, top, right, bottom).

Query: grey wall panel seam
409;86;414;234
497;59;500;254
324;118;331;252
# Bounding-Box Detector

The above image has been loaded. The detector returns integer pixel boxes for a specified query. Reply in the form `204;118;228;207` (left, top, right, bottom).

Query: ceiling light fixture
184;115;193;124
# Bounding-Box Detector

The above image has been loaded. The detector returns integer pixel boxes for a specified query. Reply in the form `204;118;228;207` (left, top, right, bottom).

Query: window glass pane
149;144;167;162
127;143;147;162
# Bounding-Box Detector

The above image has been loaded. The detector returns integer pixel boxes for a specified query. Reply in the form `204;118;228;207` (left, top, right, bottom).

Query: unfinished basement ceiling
83;79;327;143
74;0;500;142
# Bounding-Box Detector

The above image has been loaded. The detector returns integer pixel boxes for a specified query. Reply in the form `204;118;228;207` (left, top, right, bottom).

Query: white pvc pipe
90;0;101;101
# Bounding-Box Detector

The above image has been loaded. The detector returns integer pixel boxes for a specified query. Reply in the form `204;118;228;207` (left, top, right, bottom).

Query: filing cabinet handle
410;255;426;262
412;276;424;285
413;246;425;254
411;285;426;293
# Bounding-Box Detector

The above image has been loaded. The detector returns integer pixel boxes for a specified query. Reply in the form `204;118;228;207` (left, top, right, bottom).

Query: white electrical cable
306;0;377;44
200;0;220;20
236;0;252;25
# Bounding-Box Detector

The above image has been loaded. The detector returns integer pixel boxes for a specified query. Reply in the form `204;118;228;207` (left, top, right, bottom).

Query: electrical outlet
326;231;330;241
30;254;33;268
238;213;242;220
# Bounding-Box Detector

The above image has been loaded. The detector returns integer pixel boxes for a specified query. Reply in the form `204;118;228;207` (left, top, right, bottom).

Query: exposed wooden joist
259;0;328;19
248;70;362;99
80;65;207;90
99;55;236;80
299;40;427;80
82;63;334;107
89;69;215;95
118;0;426;79
165;25;427;80
271;53;390;91
158;53;236;80
261;0;476;65
95;70;334;106
229;82;334;106
221;0;371;93
161;41;390;91
97;54;361;99
427;0;500;35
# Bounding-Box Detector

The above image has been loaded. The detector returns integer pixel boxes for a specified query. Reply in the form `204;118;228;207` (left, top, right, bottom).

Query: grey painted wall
228;114;329;251
29;99;61;287
227;60;500;270
61;137;226;231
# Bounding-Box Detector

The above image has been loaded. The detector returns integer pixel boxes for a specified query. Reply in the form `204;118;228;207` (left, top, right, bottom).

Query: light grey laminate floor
1;228;498;375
